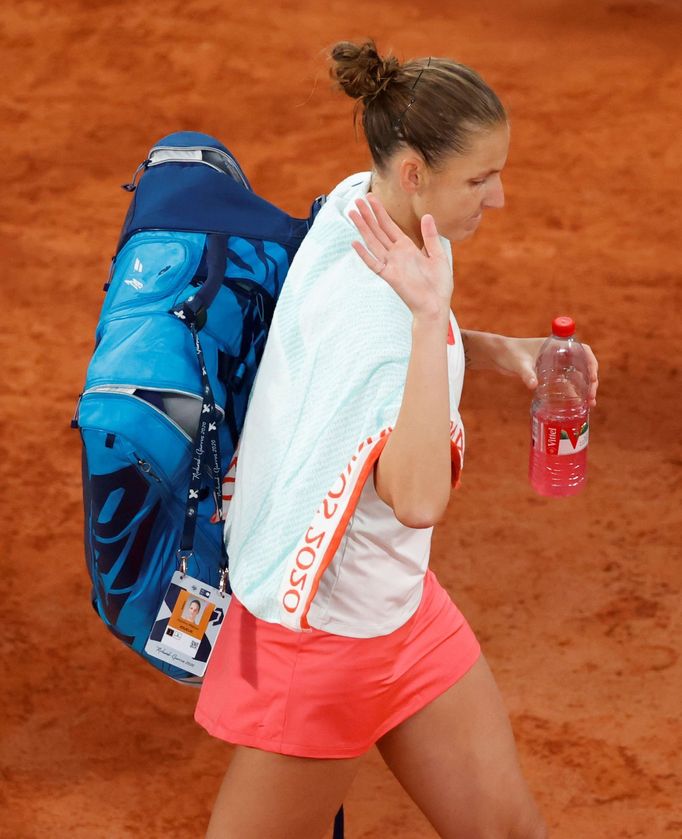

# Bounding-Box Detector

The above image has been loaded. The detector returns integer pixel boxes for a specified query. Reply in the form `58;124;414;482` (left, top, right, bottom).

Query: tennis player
195;39;598;839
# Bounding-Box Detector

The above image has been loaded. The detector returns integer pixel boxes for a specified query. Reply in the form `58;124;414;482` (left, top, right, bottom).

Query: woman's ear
397;154;427;195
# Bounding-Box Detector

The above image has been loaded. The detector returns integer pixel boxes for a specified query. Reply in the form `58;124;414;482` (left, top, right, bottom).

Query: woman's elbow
374;464;452;528
393;500;449;529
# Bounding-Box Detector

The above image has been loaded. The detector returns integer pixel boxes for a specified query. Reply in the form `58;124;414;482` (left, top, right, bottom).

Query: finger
364;193;403;243
354;198;395;251
585;345;599;384
420;214;446;260
522;364;538;389
349;207;388;264
351;239;386;274
582;342;599;406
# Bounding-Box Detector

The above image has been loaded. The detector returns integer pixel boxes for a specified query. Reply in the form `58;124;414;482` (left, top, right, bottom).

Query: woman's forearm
374;312;452;528
460;330;547;388
460;329;506;371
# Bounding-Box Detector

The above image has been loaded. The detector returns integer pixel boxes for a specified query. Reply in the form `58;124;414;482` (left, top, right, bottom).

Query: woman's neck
368;170;424;249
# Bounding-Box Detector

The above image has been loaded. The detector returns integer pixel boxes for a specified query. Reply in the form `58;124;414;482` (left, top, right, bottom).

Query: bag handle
176;233;228;329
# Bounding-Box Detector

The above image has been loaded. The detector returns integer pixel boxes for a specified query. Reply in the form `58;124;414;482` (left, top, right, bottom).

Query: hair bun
330;39;401;102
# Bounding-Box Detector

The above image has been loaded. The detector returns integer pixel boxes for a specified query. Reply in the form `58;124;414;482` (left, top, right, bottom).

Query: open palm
348;193;453;320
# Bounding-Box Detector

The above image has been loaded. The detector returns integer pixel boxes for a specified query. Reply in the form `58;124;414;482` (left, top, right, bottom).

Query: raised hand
348;193;453;321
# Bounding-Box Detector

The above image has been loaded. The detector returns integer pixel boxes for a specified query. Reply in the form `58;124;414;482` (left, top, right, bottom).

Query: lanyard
180;323;222;546
176;323;229;594
171;234;230;593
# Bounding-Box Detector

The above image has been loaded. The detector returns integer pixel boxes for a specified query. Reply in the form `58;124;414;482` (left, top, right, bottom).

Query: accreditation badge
145;571;230;677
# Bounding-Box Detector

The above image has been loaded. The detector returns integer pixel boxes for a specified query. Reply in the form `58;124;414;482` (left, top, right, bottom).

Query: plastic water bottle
529;316;590;496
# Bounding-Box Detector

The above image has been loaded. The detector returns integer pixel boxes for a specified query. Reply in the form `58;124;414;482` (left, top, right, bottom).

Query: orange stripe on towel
299;433;391;630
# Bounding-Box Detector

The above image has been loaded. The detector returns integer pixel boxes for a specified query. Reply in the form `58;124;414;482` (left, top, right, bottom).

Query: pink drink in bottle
529;316;590;496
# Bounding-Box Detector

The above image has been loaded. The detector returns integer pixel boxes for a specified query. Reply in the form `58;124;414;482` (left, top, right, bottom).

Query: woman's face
188;602;200;619
415;122;510;242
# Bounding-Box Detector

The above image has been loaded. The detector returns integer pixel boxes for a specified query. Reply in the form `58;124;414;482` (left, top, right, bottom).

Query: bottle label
532;415;589;456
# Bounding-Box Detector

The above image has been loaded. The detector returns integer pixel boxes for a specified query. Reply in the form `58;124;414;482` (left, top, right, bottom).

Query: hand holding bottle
529;316;592;497
459;331;599;406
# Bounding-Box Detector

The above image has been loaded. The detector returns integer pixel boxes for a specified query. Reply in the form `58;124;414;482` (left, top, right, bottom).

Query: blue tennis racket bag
73;131;324;684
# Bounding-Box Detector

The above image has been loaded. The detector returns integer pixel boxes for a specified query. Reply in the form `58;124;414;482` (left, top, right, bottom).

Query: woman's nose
483;176;505;209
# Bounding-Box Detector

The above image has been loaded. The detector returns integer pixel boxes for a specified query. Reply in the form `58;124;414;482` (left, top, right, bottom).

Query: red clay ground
1;1;681;837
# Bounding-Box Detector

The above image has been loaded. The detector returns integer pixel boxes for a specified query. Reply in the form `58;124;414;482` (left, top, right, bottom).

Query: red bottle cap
552;316;575;337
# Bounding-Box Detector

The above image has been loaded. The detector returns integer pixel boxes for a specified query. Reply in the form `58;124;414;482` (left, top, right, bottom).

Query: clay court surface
2;0;681;836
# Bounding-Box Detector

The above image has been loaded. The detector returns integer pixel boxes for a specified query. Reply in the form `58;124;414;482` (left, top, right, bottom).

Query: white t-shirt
305;461;434;635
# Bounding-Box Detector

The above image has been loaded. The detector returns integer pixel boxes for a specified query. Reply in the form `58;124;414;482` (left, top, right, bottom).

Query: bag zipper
147;145;250;189
82;386;226;442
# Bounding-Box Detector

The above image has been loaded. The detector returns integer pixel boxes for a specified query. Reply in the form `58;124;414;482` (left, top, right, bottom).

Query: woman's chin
450;215;483;242
450;228;477;243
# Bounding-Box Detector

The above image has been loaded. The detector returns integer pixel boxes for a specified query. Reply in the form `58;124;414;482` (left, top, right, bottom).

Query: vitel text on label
532;415;589;456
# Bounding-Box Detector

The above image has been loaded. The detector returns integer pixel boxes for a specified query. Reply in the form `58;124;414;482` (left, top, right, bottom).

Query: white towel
222;173;465;631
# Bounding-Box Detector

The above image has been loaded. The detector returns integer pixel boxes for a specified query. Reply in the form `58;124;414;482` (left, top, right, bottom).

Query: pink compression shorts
194;569;481;759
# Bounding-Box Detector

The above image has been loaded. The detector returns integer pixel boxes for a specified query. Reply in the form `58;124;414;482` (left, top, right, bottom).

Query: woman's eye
470;179;485;187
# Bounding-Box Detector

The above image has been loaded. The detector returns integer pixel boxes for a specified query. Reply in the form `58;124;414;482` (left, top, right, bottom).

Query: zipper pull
135;456;161;482
103;255;116;291
71;393;83;429
121;158;150;192
255;291;265;323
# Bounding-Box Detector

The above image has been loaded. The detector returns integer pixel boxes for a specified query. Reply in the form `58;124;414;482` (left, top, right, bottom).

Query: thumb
522;365;538;389
420;214;445;259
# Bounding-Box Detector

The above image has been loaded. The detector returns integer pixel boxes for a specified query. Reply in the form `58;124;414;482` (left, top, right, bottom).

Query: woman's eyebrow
471;167;500;178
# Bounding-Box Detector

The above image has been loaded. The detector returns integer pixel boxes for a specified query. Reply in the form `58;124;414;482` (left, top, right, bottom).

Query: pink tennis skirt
194;569;480;758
